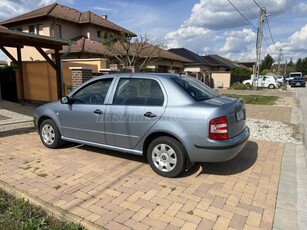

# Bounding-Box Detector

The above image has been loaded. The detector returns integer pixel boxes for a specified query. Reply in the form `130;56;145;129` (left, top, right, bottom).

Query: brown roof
139;44;191;62
57;36;108;54
0;25;7;29
48;36;191;63
1;3;135;36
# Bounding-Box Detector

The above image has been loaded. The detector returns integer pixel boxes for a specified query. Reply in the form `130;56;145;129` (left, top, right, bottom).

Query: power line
265;15;279;51
252;0;262;9
240;0;257;18
227;0;257;31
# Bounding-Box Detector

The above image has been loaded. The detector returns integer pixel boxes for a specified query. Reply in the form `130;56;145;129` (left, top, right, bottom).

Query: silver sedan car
34;73;249;177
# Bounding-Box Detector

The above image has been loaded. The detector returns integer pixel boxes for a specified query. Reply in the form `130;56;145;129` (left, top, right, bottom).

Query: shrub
229;82;251;90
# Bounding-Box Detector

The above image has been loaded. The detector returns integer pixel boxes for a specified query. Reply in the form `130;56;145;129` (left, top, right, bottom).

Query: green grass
223;94;278;105
0;189;85;230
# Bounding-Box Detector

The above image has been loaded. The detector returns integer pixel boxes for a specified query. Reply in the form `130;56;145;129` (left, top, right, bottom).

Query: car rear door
104;77;166;149
59;78;113;144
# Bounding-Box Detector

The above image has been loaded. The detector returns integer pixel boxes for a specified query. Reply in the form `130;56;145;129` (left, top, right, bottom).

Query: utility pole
254;7;266;90
277;48;282;75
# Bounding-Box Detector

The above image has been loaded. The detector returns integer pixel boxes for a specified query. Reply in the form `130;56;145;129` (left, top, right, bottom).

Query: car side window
72;78;113;104
113;79;164;106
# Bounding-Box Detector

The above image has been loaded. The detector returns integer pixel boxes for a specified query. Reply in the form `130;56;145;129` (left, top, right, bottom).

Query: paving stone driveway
0;98;293;230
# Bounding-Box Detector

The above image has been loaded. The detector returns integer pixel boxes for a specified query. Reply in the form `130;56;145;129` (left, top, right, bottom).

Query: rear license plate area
236;110;244;122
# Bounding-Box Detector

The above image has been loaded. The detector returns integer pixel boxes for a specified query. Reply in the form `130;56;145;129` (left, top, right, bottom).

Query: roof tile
1;3;135;36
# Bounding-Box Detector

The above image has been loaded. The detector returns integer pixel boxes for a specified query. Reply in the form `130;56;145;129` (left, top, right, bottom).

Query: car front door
59;78;113;144
105;78;166;149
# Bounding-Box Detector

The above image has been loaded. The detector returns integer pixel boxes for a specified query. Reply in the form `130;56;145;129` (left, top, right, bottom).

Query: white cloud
297;3;307;15
183;0;295;30
219;29;256;53
165;0;298;61
165;26;213;50
289;24;307;46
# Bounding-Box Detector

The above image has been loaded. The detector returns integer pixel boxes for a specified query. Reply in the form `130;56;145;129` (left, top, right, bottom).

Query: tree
101;32;165;71
287;58;294;67
232;67;252;76
296;58;303;72
260;54;274;72
300;58;307;76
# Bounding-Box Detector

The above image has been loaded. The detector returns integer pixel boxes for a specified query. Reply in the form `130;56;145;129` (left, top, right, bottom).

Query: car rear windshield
172;76;220;101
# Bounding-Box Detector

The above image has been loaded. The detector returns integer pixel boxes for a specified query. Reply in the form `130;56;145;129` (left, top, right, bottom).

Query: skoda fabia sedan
34;73;249;177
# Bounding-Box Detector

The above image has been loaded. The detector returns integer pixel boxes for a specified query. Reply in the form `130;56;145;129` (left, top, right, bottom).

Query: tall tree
296;58;303;72
287;58;294;67
101;32;165;71
300;58;307;76
260;54;274;72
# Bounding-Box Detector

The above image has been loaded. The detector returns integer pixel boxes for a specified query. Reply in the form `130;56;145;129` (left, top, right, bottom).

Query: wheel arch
142;132;191;167
37;115;61;132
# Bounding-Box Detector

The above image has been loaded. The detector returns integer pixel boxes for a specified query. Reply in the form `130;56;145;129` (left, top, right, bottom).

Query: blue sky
1;0;307;63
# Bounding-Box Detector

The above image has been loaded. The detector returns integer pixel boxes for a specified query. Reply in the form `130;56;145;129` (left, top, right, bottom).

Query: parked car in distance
275;76;285;85
34;73;249;178
242;75;278;89
290;77;306;87
286;72;303;84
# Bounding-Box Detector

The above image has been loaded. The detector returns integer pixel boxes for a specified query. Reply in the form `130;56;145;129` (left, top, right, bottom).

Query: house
270;63;286;76
202;55;241;71
0;3;190;102
168;48;242;88
0;3;189;73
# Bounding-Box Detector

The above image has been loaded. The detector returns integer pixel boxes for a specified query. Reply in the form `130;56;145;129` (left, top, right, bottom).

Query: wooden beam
0;46;18;64
54;49;63;99
16;47;25;105
35;46;57;70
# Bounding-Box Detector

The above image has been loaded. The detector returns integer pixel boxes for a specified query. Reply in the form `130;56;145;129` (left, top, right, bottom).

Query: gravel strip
246;118;302;144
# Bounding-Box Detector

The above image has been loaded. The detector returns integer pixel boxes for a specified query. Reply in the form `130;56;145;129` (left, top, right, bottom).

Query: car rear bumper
189;126;250;162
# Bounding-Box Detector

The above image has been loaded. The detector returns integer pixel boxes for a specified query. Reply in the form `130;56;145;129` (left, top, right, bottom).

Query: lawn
0;188;85;230
223;94;278;105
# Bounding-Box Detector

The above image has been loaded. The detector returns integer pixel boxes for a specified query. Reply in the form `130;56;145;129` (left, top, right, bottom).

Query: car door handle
93;109;103;115
144;112;156;118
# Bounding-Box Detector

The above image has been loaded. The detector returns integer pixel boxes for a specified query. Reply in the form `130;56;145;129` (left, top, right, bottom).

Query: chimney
102;14;108;20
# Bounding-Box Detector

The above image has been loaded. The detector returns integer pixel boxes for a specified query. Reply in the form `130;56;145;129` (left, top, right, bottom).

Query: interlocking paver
0;96;291;229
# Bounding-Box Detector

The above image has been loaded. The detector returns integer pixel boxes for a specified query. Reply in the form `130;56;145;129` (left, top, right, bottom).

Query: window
16;27;22;32
113;79;164;106
72;79;113;104
28;25;35;34
97;31;102;38
37;24;44;35
52;24;62;38
173;76;219;101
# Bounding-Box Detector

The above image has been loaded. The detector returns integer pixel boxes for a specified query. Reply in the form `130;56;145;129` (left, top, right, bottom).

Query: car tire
147;136;186;178
39;119;62;149
268;84;275;89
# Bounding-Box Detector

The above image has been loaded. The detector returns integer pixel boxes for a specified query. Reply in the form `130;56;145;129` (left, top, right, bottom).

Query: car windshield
173;76;220;101
291;73;302;77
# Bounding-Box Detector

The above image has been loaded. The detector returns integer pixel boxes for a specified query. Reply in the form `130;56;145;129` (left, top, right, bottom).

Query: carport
0;27;68;104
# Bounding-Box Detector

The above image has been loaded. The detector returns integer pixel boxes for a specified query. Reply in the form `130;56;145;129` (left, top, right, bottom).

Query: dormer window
52;24;62;38
28;25;34;34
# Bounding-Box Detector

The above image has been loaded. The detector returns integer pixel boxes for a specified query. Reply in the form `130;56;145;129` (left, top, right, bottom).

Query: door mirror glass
60;96;70;104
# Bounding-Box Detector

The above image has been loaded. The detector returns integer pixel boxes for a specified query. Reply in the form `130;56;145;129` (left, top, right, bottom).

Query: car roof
95;73;180;80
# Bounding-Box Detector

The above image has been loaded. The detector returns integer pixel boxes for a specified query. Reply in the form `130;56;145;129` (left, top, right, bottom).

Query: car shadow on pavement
198;141;258;176
0;127;35;138
76;141;257;178
78;145;147;164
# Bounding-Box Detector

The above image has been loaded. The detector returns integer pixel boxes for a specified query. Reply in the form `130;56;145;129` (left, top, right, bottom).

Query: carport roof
0;27;68;49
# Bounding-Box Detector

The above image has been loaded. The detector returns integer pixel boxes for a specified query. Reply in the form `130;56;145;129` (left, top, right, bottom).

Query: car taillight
209;116;228;140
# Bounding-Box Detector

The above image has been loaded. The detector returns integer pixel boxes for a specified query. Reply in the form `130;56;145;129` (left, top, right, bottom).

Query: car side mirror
60;96;71;104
